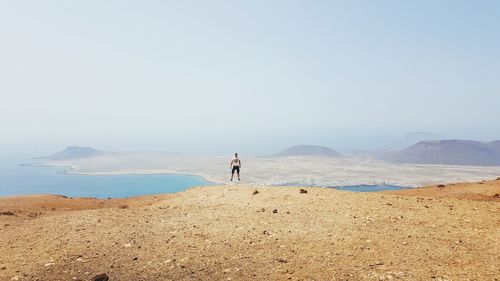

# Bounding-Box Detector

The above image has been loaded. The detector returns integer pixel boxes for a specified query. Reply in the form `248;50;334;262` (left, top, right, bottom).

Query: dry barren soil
1;180;499;281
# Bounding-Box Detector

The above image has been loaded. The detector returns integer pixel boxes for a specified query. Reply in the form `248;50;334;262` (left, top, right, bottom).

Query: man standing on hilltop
230;153;241;181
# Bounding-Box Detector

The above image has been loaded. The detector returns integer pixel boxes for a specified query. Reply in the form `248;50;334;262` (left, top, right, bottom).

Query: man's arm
230;160;233;169
239;159;241;168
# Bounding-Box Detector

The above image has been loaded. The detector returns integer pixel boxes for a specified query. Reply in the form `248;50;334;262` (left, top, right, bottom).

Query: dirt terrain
385;178;500;201
1;181;499;281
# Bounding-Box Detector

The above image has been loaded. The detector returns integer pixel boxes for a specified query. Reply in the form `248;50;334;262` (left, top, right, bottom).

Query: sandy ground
1;182;500;281
385;178;500;201
30;153;500;187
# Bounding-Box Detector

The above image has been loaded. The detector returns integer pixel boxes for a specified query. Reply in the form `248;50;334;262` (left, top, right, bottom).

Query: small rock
132;257;138;261
276;258;287;263
299;189;307;194
437;184;446;188
10;275;19;281
123;243;132;247
0;211;15;216
44;263;55;267
252;190;259;195
402;242;408;245
260;208;265;212
272;209;278;213
90;273;109;281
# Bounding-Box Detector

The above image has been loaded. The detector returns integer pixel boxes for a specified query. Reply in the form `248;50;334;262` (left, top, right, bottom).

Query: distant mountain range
393;140;500;166
47;146;102;160
273;145;343;157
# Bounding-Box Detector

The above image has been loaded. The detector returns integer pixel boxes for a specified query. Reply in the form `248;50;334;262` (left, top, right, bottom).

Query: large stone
90;273;109;281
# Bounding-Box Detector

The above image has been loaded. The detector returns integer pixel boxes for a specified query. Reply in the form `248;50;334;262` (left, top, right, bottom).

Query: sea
0;159;212;198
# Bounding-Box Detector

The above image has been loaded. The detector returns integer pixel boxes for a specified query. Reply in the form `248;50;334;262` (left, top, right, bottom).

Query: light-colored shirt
231;157;241;167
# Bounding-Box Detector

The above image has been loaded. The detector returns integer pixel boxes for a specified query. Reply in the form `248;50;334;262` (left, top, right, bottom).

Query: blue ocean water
0;160;212;198
334;185;410;192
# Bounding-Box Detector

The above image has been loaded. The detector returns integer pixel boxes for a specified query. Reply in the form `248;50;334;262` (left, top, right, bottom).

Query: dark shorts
232;166;240;174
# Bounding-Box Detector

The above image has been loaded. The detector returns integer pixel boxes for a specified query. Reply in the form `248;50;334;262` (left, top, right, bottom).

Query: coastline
22;154;500;188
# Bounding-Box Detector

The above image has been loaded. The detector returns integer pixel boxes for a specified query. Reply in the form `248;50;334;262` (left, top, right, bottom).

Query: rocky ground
1;180;499;281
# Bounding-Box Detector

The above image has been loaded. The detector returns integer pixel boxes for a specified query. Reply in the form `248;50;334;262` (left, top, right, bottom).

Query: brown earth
0;182;499;281
385;178;500;201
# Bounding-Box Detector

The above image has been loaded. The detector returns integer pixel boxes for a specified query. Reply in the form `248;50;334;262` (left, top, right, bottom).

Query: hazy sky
1;1;499;156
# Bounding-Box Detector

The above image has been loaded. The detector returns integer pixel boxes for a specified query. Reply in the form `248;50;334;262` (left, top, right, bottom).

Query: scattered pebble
272;209;278;213
252;190;259;195
299;189;308;194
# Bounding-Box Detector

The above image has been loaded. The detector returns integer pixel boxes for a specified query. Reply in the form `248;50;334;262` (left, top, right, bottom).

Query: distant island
46;146;102;160
273;145;343;157
392;140;500;166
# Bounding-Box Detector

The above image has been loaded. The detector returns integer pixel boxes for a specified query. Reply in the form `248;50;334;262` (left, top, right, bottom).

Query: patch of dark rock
0;211;15;216
437;184;446;188
90;273;109;281
272;209;278;213
276;258;287;263
299;189;307;194
132;257;138;261
252;190;259;195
